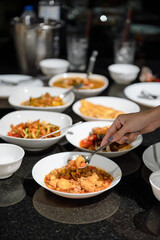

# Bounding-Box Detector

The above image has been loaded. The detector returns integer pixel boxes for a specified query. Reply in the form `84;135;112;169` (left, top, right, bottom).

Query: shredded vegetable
7;119;60;139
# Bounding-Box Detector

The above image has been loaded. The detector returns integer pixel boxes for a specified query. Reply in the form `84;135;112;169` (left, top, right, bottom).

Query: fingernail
108;136;113;142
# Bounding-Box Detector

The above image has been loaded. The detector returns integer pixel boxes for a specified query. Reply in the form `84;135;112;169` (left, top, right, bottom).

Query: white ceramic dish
72;96;140;121
0;143;25;179
149;170;160;201
0;110;72;151
39;58;70;77
8;86;75;112
66;121;143;158
32;151;122;199
124;82;160;108
143;143;160;172
48;72;109;99
0;74;43;99
108;63;140;85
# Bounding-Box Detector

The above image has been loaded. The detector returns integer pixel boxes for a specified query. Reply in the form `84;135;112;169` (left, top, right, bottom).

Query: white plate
143;143;160;172
8;86;75;112
32;151;122;199
0;110;72;151
124;82;160;108
72;96;140;121
48;72;109;99
66;121;143;158
0;74;44;99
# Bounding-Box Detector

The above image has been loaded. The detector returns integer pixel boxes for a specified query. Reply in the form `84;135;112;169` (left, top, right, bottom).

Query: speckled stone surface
1;73;160;240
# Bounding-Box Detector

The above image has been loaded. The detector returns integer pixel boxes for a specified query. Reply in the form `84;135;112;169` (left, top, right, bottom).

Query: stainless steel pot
11;17;63;75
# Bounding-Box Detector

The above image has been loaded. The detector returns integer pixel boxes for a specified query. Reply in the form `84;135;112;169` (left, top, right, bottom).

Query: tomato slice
87;134;97;141
8;132;20;138
79;139;93;148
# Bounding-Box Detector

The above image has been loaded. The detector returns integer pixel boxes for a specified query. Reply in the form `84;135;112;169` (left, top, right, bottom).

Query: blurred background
0;0;160;74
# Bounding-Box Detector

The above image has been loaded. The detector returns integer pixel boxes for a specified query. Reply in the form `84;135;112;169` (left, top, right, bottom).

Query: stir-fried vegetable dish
79;126;131;152
7;120;60;139
53;76;105;89
44;156;113;193
21;93;66;107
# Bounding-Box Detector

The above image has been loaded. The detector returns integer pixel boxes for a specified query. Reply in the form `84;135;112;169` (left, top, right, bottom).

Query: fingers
116;132;139;144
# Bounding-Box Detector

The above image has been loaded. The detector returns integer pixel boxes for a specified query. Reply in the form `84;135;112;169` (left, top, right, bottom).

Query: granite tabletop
0;59;160;240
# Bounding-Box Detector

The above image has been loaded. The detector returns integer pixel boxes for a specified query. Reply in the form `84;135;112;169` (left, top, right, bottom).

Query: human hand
100;107;160;146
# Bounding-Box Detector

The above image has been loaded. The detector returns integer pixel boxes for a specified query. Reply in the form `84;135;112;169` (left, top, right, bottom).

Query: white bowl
72;96;140;121
0;110;72;151
66;121;143;158
0;143;25;179
39;58;70;77
32;151;122;199
108;63;140;85
48;72;109;99
8;86;75;113
149;170;160;201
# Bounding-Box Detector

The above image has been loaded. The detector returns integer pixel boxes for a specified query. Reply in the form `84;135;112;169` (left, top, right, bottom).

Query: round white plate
66;121;143;158
143;143;160;172
0;74;43;99
32;151;122;199
124;82;160;108
72;96;140;121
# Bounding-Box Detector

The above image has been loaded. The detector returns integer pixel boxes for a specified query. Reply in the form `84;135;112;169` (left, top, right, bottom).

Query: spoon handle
86;50;98;79
87;141;112;162
40;121;83;139
59;83;83;99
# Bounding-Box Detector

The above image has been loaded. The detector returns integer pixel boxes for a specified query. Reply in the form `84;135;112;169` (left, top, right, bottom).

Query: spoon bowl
67;141;111;168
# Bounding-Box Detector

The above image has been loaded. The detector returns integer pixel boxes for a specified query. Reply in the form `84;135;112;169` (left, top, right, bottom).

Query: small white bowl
48;72;109;99
0;143;25;179
108;63;140;85
32;151;122;199
66;121;143;158
149;170;160;201
0;110;72;151
39;58;70;77
72;96;140;121
8;86;75;113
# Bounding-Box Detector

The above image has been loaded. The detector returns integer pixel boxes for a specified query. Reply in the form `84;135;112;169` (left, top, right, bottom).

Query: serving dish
124;82;160;108
66;121;143;158
108;63;140;85
39;58;70;76
143;143;160;172
0;143;25;179
8;86;75;112
48;72;109;99
0;110;72;151
72;96;140;121
149;170;160;201
0;74;43;99
32;151;122;199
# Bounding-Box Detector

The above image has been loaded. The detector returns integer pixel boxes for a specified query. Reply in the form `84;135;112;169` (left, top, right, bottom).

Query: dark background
0;0;160;74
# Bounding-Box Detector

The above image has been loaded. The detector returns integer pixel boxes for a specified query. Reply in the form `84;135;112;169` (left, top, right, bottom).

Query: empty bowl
0;143;25;179
149;170;160;201
108;63;140;85
39;58;70;77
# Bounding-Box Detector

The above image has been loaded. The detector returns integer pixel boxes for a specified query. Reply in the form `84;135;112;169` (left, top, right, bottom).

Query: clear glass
67;35;88;71
114;39;136;64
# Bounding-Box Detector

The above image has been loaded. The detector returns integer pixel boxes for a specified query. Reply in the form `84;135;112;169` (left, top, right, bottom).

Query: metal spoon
40;121;83;139
59;83;83;99
86;50;98;79
67;141;111;168
138;90;160;100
